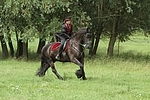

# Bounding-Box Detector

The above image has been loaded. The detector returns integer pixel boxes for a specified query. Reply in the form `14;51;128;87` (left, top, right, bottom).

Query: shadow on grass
118;50;150;62
87;76;100;81
63;73;75;81
87;50;150;63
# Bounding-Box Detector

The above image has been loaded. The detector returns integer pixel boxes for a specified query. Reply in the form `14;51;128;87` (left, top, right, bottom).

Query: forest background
1;0;150;59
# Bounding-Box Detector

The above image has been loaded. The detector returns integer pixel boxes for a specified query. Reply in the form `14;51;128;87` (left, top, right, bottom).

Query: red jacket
62;23;73;37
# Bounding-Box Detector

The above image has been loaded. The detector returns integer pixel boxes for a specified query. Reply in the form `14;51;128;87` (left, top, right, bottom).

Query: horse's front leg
47;60;63;80
79;58;87;80
80;66;87;80
72;58;87;80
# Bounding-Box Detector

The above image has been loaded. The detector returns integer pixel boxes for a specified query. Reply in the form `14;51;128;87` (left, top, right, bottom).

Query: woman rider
55;17;73;60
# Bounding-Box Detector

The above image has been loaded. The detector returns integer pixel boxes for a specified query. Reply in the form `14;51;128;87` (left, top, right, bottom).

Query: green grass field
0;34;150;100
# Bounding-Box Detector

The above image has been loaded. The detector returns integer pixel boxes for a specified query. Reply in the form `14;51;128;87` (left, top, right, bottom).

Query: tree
31;0;91;54
1;0;150;59
1;0;91;58
79;0;150;57
79;0;105;55
0;0;9;58
106;0;150;56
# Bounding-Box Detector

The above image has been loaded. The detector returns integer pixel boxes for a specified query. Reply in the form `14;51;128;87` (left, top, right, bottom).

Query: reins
69;39;85;55
68;31;87;54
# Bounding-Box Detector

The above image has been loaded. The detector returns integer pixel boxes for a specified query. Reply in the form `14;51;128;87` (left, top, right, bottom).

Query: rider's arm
61;24;70;39
62;24;66;33
70;25;73;37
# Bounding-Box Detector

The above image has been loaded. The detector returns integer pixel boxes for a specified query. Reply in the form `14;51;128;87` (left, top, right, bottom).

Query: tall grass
0;57;150;100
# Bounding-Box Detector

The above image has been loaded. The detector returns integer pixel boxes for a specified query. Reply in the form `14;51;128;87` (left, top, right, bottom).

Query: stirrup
55;55;60;60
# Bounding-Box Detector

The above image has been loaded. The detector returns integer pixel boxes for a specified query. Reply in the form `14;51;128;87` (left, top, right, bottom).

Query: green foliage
1;0;91;41
1;0;150;57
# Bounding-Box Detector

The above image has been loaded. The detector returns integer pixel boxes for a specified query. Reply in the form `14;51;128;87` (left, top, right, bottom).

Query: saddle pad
51;40;69;51
51;42;60;51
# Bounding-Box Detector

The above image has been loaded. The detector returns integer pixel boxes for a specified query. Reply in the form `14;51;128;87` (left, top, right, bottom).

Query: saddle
51;40;69;51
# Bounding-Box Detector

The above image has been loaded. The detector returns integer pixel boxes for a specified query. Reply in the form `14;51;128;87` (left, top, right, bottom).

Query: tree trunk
16;39;23;58
89;22;103;56
8;36;14;57
0;36;9;59
6;26;14;57
0;6;9;58
22;41;28;58
37;38;46;54
15;30;28;58
89;3;103;56
93;22;103;55
107;16;119;57
89;30;95;55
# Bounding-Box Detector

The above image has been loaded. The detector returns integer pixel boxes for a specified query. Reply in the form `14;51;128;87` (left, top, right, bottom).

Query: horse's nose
87;44;92;49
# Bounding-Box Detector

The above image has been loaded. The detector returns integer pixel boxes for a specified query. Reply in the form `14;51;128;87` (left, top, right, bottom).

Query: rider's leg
56;38;65;59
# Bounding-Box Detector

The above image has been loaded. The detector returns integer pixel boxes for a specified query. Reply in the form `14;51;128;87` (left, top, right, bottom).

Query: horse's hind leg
47;60;63;80
36;57;50;77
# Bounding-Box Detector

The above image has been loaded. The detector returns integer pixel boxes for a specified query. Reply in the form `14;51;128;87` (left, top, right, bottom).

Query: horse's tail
36;56;50;77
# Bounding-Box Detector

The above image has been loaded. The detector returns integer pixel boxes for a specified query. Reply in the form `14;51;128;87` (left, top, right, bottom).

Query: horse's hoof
58;76;63;80
36;72;45;77
83;78;87;80
59;78;63;80
82;76;87;80
75;69;83;78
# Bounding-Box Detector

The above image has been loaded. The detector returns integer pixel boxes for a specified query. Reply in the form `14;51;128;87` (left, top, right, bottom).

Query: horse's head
72;28;92;49
83;28;92;49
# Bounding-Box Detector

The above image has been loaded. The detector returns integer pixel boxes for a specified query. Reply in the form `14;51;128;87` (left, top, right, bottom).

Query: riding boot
56;48;62;60
56;42;64;60
55;51;61;60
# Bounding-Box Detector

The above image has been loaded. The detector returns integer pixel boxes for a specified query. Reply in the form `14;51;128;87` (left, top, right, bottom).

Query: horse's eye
86;34;91;38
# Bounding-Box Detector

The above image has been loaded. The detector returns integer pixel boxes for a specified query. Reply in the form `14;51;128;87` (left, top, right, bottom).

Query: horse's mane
71;28;87;39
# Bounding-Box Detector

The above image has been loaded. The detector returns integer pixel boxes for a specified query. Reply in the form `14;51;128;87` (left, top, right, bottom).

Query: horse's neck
71;34;84;51
71;34;82;44
73;32;84;40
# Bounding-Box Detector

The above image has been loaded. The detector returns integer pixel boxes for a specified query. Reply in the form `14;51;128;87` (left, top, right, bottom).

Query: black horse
36;28;92;80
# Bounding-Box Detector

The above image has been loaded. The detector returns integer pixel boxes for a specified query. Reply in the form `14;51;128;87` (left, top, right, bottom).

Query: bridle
69;40;84;54
69;33;89;54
